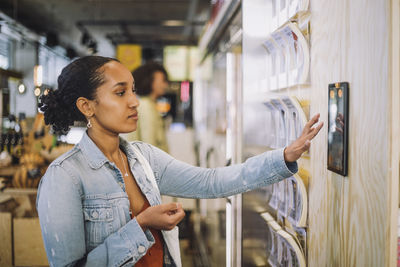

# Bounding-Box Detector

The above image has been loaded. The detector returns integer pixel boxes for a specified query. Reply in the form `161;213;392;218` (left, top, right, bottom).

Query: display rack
261;211;306;267
242;0;312;266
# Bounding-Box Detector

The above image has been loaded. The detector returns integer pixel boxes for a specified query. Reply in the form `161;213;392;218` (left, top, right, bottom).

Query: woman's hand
284;113;324;162
136;202;185;231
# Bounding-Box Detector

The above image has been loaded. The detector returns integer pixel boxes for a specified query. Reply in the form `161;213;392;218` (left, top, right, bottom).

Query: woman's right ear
76;97;94;117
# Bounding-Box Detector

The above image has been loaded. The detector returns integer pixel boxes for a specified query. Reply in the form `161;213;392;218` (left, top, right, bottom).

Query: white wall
13;41;38;117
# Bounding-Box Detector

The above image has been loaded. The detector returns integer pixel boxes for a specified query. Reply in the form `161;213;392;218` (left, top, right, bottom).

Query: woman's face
152;71;168;98
91;61;139;134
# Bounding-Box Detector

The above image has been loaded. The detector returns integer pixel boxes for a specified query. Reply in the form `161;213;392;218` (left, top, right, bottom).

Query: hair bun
39;89;75;134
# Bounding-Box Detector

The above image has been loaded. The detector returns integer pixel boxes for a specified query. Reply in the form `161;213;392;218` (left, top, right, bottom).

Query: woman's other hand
284;113;324;162
136;202;185;231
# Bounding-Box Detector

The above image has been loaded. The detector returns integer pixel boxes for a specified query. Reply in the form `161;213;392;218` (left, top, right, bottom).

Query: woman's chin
120;126;137;134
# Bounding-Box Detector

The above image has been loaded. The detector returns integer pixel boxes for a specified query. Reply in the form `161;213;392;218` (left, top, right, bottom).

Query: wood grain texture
0;213;12;267
14;218;48;266
388;0;400;266
308;0;391;266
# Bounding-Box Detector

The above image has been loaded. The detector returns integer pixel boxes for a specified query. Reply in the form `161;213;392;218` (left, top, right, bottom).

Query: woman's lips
128;113;138;120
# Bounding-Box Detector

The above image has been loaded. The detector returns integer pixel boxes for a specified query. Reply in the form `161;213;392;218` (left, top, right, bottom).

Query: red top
135;201;164;267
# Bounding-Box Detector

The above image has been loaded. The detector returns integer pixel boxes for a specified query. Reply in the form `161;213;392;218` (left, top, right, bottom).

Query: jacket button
138;245;145;254
92;211;99;218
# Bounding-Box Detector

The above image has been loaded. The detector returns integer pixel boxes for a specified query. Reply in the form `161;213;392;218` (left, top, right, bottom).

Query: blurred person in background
122;62;169;152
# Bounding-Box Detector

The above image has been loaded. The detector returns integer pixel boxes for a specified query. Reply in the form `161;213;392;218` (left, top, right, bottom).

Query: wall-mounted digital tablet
327;82;349;176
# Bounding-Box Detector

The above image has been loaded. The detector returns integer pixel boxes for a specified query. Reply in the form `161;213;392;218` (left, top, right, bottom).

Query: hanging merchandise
271;31;288;89
278;0;289;27
287;174;308;227
263;101;279;148
285;225;307;258
277;180;288;217
286;22;310;86
262;97;307;150
268;175;308;227
288;0;299;18
280;97;298;144
262;38;279;91
288;0;310;20
262;213;307;267
262;15;310;90
267;171;308;228
271;1;279;31
280;25;298;87
276;229;306;267
270;99;288;147
264;21;309;90
268;220;283;267
268;226;279;267
269;182;279;210
280;96;307;143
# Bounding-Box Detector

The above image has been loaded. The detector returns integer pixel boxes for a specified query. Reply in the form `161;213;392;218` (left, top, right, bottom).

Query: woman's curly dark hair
38;56;117;134
133;62;168;96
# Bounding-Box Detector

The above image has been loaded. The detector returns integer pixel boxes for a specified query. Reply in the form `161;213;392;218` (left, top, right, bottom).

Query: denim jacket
36;132;297;267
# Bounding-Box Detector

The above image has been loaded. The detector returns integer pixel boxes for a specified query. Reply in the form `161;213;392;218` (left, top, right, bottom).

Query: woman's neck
87;127;121;161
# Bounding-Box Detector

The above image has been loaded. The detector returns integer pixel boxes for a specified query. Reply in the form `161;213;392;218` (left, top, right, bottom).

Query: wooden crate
0;212;12;267
13;218;48;266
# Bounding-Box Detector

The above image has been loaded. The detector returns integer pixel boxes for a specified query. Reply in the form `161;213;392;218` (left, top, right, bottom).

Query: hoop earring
87;119;92;128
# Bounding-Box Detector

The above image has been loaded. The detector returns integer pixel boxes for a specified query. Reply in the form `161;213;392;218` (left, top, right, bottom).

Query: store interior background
0;0;399;267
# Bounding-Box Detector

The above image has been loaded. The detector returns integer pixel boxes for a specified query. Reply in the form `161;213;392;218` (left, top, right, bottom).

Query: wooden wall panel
307;0;390;266
388;0;400;266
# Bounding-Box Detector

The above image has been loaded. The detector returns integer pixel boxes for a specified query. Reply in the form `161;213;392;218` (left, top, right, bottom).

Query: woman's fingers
304;113;320;131
168;208;185;222
138;202;185;230
306;121;324;140
162;202;181;213
164;203;185;230
284;114;324;162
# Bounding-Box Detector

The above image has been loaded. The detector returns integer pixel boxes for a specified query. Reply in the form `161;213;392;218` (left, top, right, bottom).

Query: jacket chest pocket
83;205;113;248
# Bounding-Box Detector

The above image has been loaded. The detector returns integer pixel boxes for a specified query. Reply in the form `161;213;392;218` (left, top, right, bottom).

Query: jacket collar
78;131;137;169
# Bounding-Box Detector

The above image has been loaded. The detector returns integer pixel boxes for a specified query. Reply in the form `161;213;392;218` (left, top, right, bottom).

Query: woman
36;56;323;267
123;62;170;152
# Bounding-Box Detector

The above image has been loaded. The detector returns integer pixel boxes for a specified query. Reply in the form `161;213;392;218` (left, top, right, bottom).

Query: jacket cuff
119;218;155;263
270;147;298;178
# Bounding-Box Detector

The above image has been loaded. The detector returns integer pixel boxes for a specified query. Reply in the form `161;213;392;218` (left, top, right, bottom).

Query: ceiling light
34;87;41;97
18;82;26;94
162;20;185;27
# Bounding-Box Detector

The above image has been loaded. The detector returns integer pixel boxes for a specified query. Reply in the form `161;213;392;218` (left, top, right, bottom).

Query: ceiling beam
106;33;197;46
183;0;199;37
77;19;205;27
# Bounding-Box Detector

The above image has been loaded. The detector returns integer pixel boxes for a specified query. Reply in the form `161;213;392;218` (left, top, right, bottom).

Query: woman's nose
128;92;140;108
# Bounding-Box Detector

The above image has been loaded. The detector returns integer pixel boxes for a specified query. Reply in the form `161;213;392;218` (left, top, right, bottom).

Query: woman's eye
132;88;136;93
116;91;125;96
